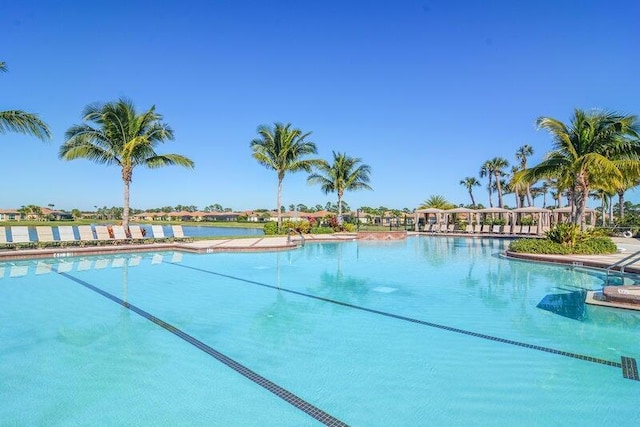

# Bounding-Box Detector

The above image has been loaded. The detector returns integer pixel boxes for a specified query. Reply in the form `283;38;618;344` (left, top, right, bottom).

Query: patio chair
10;226;31;245
129;225;146;240
78;225;96;243
171;224;185;240
94;225;113;243
35;226;56;245
0;227;8;246
111;225;128;241
481;224;491;233
492;225;502;234
58;226;77;244
151;225;166;240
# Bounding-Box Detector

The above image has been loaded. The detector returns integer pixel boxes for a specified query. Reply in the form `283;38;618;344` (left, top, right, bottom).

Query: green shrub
263;222;278;235
509;238;571;254
545;223;580;246
509;235;617;255
572;237;618;254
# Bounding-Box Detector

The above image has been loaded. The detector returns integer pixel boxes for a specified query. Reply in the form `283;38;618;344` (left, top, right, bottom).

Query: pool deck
0;233;359;261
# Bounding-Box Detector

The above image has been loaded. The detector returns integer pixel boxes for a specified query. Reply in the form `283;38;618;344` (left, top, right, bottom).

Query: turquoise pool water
1;237;639;426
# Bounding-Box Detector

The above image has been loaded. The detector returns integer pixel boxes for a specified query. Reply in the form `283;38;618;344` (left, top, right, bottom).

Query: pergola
442;207;479;226
551;207;597;226
414;208;444;231
478;207;514;231
513;206;552;234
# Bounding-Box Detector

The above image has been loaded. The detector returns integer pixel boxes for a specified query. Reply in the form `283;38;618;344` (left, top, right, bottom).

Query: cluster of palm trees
250;122;372;230
459;109;640;229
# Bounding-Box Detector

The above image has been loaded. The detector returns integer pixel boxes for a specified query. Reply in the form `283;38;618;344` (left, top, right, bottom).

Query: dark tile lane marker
56;269;349;427
172;263;639;382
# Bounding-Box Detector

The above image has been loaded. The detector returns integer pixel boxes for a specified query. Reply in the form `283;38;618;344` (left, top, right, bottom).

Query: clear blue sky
3;0;639;212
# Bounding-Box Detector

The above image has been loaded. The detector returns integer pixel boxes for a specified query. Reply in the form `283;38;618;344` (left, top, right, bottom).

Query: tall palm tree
479;161;495;207
251;122;320;231
307;151;372;223
521;109;640;228
508;165;526;208
0;61;51;141
515;144;534;206
459;177;480;207
615;175;640;218
60;98;194;228
486;157;509;208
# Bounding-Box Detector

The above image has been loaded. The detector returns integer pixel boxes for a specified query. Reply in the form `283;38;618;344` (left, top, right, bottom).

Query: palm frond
0;110;51;140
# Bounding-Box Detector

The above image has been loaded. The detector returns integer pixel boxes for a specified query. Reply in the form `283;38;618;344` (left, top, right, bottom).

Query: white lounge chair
0;227;8;245
78;225;96;243
94;225;113;242
151;225;166;240
36;226;56;244
129;225;145;240
111;225;128;240
10;226;31;244
58;226;77;244
171;225;185;239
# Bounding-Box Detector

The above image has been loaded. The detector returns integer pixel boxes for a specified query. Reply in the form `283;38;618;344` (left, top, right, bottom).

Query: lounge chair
521;225;530;234
447;224;455;233
58;226;77;244
0;227;8;246
129;225;145;240
465;224;474;233
491;225;502;234
78;225;96;243
512;225;523;235
94;225;113;243
111;225;128;241
36;226;56;245
10;226;31;245
171;224;185;240
473;224;481;234
151;225;166;240
481;224;491;233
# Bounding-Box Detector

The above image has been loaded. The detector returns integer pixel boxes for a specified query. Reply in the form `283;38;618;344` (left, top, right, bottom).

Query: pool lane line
172;263;640;381
55;270;349;427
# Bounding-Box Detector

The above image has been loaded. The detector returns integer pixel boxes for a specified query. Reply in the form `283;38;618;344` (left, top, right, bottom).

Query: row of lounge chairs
421;223;550;235
0;224;188;248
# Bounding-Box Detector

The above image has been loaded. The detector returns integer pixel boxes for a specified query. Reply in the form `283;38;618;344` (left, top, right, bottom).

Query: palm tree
307;151;372;223
459;177;480;207
479;161;495;207
615;176;640;219
486;157;509;208
60;98;194;228
521;109;640;228
251;122;320;231
508;165;526;208
515;144;534;206
1;62;51;141
419;195;455;209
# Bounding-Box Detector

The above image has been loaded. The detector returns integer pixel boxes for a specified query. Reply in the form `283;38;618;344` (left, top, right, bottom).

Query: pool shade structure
414;208;445;231
513;206;552;235
550;207;597;227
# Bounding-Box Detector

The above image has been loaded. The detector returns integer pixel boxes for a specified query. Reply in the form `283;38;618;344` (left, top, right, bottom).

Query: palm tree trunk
525;185;532;207
469;190;476;207
277;176;283;232
487;176;494;208
122;180;130;229
337;192;343;226
618;190;625;218
495;172;504;208
513;188;520;208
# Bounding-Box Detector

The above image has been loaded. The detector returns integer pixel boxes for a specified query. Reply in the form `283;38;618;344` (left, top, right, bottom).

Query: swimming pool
1;237;638;426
